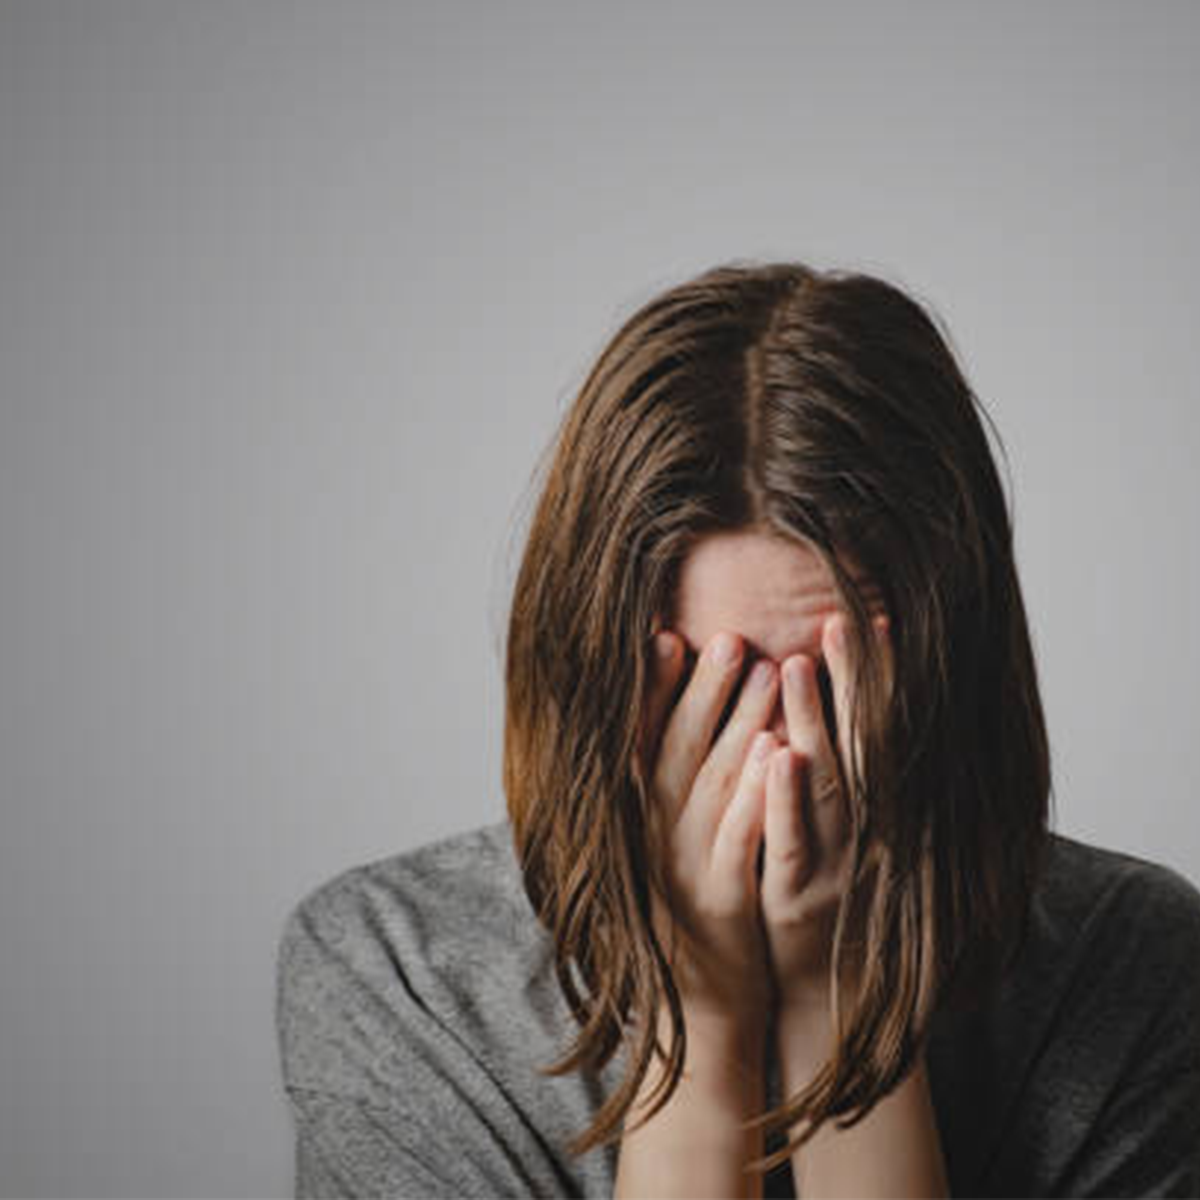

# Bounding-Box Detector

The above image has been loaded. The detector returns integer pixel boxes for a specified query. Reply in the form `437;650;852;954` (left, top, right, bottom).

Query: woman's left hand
758;611;893;1018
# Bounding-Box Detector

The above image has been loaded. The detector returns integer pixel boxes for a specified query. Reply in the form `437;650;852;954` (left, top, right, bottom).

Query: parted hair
501;259;1053;1174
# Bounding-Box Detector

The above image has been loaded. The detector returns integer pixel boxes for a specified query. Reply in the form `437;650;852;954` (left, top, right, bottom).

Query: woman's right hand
637;627;783;1025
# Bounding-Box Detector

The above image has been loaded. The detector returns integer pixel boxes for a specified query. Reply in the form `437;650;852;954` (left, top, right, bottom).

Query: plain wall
2;1;1198;1195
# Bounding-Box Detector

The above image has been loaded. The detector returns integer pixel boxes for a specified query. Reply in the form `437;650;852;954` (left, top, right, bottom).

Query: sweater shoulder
274;818;560;1096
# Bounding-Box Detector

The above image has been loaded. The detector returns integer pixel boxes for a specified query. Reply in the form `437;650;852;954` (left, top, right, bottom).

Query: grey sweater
275;820;1200;1197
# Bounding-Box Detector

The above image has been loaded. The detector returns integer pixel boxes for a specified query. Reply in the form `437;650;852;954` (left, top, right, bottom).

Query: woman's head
502;260;1052;1170
663;526;888;749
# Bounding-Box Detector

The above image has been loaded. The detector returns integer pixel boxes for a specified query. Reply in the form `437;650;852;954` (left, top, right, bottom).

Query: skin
615;528;949;1198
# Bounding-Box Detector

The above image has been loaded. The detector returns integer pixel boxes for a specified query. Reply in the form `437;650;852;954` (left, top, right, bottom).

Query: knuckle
690;748;722;790
719;706;773;756
707;759;739;798
810;780;840;812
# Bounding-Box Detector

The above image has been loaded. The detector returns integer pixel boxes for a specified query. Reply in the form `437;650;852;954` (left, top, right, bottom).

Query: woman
276;261;1200;1197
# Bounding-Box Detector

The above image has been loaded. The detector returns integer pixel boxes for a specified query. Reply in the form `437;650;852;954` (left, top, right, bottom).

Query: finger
655;630;745;826
761;744;814;894
700;652;782;792
694;656;780;831
824;612;892;789
823;613;857;783
711;729;774;893
780;653;845;865
639;629;686;780
780;652;835;771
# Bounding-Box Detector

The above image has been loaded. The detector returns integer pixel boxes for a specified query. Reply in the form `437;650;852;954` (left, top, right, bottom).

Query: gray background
2;1;1197;1195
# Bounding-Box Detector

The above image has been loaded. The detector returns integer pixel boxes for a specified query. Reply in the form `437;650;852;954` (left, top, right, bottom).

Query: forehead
670;528;879;665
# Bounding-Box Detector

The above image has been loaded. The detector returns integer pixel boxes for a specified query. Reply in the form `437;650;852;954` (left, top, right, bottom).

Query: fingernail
783;656;805;691
748;659;776;692
712;632;741;665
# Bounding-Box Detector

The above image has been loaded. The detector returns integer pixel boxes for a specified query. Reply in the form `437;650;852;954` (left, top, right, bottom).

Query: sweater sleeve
1052;1061;1200;1198
286;1085;465;1199
274;861;587;1199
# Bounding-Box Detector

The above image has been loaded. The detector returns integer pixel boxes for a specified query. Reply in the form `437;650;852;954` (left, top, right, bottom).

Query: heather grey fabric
275;820;1200;1197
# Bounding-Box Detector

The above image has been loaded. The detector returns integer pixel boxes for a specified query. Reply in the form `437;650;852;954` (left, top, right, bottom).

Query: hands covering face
638;614;893;1021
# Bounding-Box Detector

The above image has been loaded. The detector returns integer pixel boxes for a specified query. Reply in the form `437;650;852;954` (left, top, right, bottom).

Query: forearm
615;1004;766;1200
779;1008;950;1198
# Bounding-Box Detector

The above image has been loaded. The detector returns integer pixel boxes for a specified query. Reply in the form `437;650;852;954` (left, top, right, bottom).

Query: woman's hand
638;628;780;1024
758;612;893;1017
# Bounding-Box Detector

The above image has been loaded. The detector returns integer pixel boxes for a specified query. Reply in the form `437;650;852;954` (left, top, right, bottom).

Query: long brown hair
501;260;1053;1175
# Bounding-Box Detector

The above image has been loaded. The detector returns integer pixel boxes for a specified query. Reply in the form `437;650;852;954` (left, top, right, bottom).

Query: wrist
777;978;831;1027
653;1001;766;1095
776;991;834;1083
663;977;769;1029
618;1002;768;1200
660;997;767;1050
